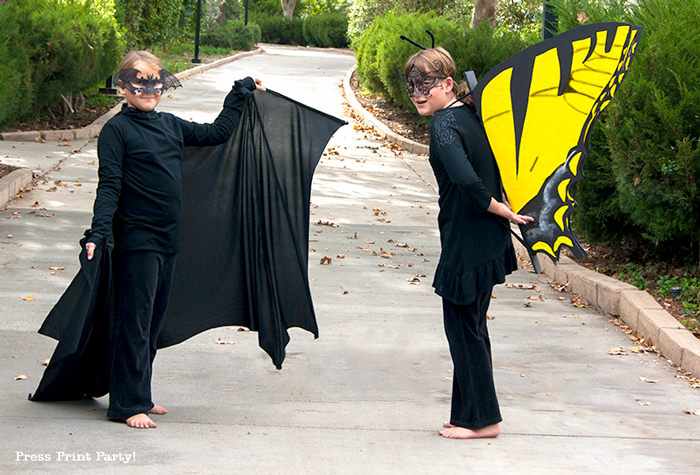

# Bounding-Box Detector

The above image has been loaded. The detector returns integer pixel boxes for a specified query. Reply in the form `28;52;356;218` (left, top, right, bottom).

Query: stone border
0;48;264;142
342;67;429;155
0;168;33;206
343;65;700;378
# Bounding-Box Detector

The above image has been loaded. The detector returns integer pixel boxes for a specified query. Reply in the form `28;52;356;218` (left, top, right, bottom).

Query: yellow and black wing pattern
472;23;642;261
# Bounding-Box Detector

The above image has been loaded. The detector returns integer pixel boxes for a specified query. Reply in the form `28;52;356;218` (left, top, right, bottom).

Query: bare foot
439;423;500;439
443;422;455;428
125;413;157;429
149;404;168;415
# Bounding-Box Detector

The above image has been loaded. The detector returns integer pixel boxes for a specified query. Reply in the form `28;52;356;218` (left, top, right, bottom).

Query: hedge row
250;11;349;47
200;20;262;51
355;11;531;113
0;0;123;129
549;0;700;265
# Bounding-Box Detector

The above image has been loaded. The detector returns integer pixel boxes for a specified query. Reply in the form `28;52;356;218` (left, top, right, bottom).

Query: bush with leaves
549;0;700;267
250;12;305;44
115;0;185;48
604;0;700;266
200;19;259;50
302;11;349;47
348;0;472;45
355;11;531;113
0;0;123;129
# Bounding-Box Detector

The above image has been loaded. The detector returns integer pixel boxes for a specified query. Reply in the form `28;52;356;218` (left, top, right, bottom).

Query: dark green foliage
550;0;700;266
302;11;349;48
0;0;123;129
604;0;700;263
115;0;186;49
250;13;305;45
355;11;532;113
200;19;258;51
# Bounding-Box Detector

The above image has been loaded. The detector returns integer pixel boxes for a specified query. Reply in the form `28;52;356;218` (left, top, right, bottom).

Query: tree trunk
280;0;296;20
471;0;498;28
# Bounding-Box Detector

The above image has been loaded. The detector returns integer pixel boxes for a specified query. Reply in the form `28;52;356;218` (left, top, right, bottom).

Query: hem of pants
450;415;502;431
108;403;155;421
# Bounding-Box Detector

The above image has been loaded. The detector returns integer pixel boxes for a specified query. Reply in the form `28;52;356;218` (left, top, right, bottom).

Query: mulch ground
0;163;15;180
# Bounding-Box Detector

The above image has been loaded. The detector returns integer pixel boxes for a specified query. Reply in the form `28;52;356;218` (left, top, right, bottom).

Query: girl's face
117;61;163;112
408;73;455;116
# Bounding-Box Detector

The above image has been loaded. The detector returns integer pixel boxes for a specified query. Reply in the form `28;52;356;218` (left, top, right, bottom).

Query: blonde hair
118;50;162;71
404;47;473;107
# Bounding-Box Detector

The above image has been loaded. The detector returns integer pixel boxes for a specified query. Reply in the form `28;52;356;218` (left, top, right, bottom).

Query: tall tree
281;0;296;19
471;0;498;27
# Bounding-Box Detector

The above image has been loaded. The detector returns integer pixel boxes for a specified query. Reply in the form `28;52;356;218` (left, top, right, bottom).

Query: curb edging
342;67;429;155
0;168;33;206
342;65;700;378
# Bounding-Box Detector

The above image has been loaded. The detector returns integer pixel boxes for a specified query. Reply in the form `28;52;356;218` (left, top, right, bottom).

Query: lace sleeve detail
431;109;458;147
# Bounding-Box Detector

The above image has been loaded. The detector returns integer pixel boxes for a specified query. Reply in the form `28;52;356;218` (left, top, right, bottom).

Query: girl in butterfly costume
404;47;533;439
85;50;263;429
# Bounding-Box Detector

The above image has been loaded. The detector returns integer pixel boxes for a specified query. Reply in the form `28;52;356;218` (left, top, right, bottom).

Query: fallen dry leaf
320;256;332;265
21;296;35;301
506;283;537;290
608;347;628;356
639;377;658;384
336;254;346;259
407;277;420;284
41;358;50;366
342;290;349;295
487;314;495;320
48;266;65;271
13;374;28;381
215;338;235;345
683;408;699;415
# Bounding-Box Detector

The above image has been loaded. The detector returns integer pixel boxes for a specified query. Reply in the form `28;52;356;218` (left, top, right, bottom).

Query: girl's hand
487;198;534;225
85;242;96;260
254;78;266;92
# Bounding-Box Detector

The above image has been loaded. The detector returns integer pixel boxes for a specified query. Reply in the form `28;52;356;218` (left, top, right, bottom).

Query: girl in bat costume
83;50;264;429
403;46;533;439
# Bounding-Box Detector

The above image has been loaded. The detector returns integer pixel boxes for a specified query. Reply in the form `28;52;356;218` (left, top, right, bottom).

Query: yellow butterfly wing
472;23;642;261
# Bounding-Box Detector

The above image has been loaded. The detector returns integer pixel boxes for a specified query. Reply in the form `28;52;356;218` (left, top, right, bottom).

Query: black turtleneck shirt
428;105;518;305
89;77;256;254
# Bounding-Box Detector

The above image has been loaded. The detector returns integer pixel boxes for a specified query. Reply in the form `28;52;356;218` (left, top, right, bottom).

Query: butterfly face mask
405;66;446;98
116;68;182;95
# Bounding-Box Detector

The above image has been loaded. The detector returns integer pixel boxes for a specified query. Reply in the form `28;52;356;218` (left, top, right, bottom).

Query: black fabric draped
30;90;345;401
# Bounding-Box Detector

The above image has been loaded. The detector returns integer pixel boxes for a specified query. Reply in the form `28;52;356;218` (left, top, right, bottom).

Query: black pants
107;250;176;420
442;290;502;430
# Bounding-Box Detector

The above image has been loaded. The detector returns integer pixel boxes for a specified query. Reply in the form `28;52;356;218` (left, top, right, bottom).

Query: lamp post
193;0;202;64
244;0;249;25
543;1;558;39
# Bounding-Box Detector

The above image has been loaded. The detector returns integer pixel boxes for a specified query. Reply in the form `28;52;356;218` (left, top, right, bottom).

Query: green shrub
251;13;305;44
348;0;472;45
115;0;185;48
604;0;700;265
0;0;123;129
200;19;258;51
355;11;532;113
302;11;349;48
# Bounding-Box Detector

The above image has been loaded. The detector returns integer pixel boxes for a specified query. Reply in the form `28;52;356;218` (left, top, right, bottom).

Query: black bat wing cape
30;90;346;401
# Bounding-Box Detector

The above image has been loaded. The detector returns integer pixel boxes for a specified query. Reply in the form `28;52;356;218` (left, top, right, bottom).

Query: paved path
1;45;700;474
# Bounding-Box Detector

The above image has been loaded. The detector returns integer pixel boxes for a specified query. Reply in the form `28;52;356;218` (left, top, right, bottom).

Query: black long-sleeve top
429;105;518;305
88;77;257;254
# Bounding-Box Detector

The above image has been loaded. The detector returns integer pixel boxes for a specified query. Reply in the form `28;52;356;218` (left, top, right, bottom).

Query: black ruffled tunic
429;105;518;306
